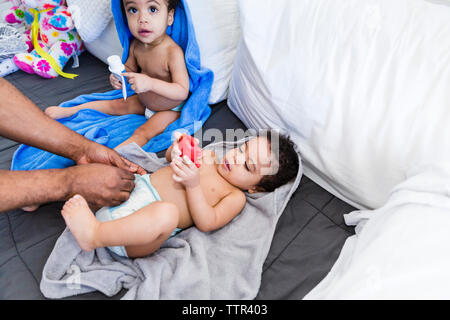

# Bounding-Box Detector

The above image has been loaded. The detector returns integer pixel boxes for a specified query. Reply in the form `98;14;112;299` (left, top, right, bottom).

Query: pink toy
178;134;202;168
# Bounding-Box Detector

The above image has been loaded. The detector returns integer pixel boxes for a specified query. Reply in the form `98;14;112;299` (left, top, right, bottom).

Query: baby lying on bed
46;0;189;150
61;131;299;258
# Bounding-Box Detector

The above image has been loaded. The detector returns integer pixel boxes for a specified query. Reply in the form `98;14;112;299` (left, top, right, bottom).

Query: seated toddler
45;0;189;150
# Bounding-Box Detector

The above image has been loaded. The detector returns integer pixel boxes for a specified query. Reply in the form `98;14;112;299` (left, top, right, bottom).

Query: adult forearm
0;79;89;162
0;169;70;212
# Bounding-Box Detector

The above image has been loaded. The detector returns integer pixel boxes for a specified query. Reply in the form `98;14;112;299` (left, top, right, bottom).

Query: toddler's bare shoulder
166;40;185;57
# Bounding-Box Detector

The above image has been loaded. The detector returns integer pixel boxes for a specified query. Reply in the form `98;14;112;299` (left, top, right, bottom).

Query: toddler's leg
45;95;146;119
61;195;179;258
115;110;180;149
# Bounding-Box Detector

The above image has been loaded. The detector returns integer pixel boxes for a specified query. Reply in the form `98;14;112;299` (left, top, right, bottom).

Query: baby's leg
115;110;180;149
61;194;179;258
45;95;146;119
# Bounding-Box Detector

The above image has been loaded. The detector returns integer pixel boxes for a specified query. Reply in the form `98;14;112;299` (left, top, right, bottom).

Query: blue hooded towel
12;0;213;171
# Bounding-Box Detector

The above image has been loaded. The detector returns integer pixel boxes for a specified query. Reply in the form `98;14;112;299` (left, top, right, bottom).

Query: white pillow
228;0;450;210
67;0;112;43
188;0;241;104
82;0;241;105
83;19;123;64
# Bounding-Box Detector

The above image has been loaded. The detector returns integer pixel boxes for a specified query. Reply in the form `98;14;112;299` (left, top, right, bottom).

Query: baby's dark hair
255;130;299;192
167;0;180;11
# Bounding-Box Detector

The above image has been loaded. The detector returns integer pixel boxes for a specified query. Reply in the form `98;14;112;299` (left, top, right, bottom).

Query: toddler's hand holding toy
123;72;153;93
110;74;123;90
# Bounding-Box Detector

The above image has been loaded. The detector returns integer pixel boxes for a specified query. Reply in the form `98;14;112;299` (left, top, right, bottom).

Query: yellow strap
30;8;78;79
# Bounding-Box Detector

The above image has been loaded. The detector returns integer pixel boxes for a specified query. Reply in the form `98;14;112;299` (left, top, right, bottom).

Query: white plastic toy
107;55;127;100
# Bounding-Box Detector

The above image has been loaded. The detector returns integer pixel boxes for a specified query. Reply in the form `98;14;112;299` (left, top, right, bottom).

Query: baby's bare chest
153;162;233;204
198;170;233;203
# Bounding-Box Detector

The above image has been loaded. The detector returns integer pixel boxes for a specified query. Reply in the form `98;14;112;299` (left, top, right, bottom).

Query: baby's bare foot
61;195;100;252
45;106;75;119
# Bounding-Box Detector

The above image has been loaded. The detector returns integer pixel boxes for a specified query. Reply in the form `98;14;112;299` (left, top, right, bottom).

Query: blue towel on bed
11;0;213;171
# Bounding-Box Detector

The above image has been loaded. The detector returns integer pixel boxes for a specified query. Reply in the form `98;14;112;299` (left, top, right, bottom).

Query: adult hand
75;142;147;175
67;164;136;208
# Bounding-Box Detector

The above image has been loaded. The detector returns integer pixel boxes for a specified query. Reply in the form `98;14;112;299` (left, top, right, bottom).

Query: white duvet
305;163;450;299
229;0;450;299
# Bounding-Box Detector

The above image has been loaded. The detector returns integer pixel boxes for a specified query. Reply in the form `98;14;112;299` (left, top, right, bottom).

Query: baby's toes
62;197;77;211
73;195;89;208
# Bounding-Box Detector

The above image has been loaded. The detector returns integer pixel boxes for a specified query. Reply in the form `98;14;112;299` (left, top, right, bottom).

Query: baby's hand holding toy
177;134;202;168
171;155;200;188
170;133;202;188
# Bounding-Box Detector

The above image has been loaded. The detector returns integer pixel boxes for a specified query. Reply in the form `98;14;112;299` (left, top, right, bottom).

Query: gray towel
40;140;303;299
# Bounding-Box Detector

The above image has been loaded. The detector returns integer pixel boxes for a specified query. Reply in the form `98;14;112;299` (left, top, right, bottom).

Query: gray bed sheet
0;52;355;300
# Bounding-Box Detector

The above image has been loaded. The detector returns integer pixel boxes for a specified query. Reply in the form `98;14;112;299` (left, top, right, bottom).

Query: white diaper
144;103;185;119
95;173;181;257
145;108;155;119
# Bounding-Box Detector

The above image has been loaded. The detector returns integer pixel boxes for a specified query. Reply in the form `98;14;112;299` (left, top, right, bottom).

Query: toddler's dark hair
167;0;180;11
255;131;299;192
121;0;180;13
